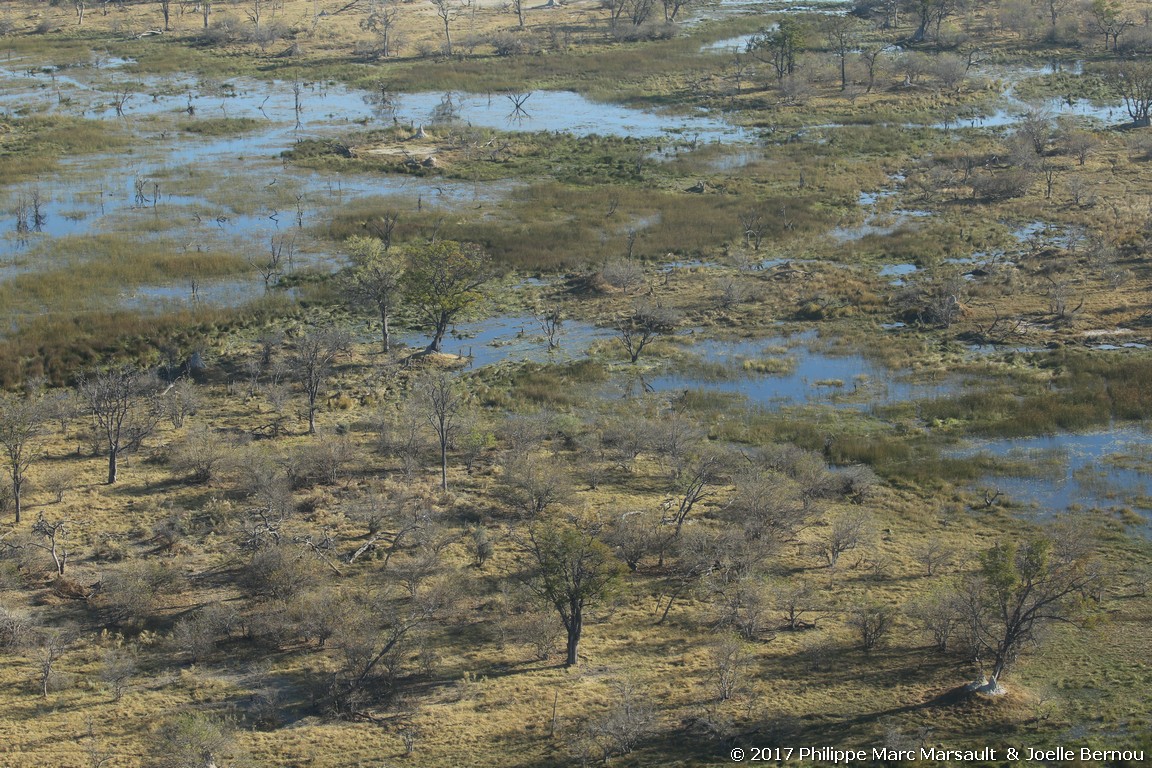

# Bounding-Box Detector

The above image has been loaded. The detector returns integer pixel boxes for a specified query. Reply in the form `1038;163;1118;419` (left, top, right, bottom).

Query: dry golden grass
0;329;1147;766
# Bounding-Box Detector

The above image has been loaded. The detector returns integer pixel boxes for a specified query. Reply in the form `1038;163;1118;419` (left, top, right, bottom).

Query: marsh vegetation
0;0;1151;765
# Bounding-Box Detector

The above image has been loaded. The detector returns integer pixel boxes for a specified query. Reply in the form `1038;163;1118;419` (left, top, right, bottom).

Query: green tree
1088;0;1132;52
345;235;405;353
749;18;806;80
403;240;492;354
960;536;1101;685
520;521;625;666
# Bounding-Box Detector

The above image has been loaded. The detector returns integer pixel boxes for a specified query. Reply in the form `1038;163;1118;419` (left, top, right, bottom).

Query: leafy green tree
960;536;1101;684
345;235;405;353
520;521;625;666
403;240;492;354
749;18;806;80
1088;0;1132;51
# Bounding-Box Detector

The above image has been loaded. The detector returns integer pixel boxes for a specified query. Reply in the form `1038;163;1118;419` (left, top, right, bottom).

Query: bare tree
510;0;526;28
31;513;74;576
0;393;46;523
361;0;400;57
738;208;769;251
663;450;723;537
416;372;466;491
818;510;874;568
1099;59;1152;127
35;629;73;698
252;235;292;292
660;0;695;22
430;0;468;56
534;304;564;351
708;637;752;700
858;42;891;93
822;15;865;91
615;303;678;364
158;0;172;31
290;329;351;435
914;537;956;576
78;366;162;485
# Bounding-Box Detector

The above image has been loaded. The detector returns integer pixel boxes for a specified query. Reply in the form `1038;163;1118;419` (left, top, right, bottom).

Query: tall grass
0;296;294;387
0;115;131;182
326;182;834;271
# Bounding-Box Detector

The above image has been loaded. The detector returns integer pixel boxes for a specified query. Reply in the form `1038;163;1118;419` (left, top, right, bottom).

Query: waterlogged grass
0;115;131;181
0;295;295;386
0;233;248;306
327;181;834;270
178;116;264;135
917;351;1152;438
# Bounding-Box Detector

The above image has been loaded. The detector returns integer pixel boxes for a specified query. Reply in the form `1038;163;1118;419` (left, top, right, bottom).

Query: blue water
950;427;1152;528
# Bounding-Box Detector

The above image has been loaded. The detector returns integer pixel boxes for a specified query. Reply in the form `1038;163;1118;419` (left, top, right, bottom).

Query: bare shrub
0;602;34;650
153;714;244;768
817;510;875;568
288;588;358;648
906;588;962;652
600;259;645;295
970;169;1035;201
708;575;774;641
708;636;753;701
913;538;957;576
240;545;317;601
847;600;896;651
170;603;241;662
100;647;136;701
502;605;562;661
98;560;183;627
167;425;229;485
584;678;658;760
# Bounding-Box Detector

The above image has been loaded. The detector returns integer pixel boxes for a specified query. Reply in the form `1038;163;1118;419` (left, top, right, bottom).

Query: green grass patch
0;115;131;181
179;116;264;136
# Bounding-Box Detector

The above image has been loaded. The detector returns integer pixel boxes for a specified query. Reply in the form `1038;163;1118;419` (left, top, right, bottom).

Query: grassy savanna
2;0;1152;766
0;324;1147;766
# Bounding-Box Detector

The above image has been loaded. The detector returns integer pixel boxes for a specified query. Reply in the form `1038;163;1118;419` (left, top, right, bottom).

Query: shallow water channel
950;427;1152;531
